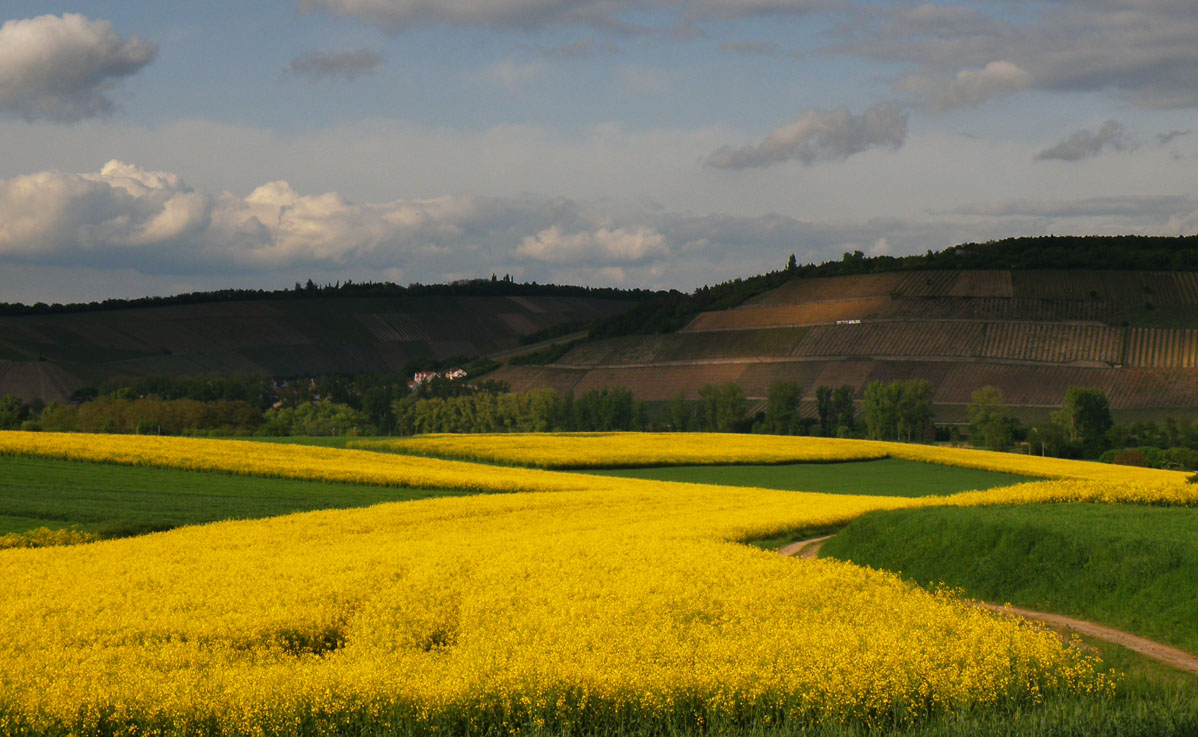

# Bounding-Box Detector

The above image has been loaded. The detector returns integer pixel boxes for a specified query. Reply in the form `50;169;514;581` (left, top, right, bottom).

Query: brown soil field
684;297;893;331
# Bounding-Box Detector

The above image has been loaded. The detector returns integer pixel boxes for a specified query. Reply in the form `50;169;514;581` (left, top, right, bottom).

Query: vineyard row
557;322;1198;369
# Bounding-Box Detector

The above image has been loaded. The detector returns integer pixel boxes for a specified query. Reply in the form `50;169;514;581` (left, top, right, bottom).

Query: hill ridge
490;267;1198;422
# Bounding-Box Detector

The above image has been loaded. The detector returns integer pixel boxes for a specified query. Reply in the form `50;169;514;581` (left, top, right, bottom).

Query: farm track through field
778;534;1198;675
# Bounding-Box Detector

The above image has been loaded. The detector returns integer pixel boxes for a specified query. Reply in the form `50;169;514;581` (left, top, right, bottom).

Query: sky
1;1;1196;303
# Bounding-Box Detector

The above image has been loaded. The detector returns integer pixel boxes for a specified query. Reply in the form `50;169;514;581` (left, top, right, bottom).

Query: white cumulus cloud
0;161;680;279
704;102;908;169
515;225;669;263
0;161;473;270
0;14;156;122
898;60;1031;112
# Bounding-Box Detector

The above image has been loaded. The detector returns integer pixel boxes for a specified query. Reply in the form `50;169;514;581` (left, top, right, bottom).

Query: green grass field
587;458;1033;497
0;455;465;538
821;503;1198;655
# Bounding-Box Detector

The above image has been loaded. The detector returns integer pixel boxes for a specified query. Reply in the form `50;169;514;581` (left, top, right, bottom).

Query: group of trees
862;380;936;442
966;385;1113;457
964;384;1197;469
966;386;1017;450
4;373;1198;472
815;385;857;437
23;397;263;435
74;375;279;410
660;381;856;436
391;387;648;435
968;385;1116;459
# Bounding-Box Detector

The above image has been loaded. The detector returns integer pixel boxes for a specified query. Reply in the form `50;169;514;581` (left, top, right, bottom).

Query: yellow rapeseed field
0;430;609;494
353;432;890;468
1;431;1190;736
0;526;98;550
355;432;1192;484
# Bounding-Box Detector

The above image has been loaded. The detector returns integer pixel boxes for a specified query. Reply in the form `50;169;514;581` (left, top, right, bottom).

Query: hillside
0;293;639;402
490;269;1198;422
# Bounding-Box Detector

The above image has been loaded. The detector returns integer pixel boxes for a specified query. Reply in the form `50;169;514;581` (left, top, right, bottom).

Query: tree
863;380;934;442
0;395;27;429
786;253;797;272
862;381;901;440
896;379;935;442
361;387;396;433
815;386;835;435
1029;421;1077;458
698;382;746;433
967;385;1016;451
665;391;693;431
527;388;563;432
762;380;801;435
1053;386;1113;457
832;385;856;434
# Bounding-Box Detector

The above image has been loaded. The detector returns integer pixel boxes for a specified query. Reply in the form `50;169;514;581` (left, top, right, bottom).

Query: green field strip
821;503;1198;656
584;458;1034;497
0;455;468;539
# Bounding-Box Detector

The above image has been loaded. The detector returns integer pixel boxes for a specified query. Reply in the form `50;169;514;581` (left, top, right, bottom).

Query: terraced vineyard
491;269;1198;420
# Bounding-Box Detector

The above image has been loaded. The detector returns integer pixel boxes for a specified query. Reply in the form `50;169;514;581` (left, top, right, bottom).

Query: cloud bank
704;102;908;169
0;14;156;122
851;2;1198;110
3;159;1194;303
0;160;979;295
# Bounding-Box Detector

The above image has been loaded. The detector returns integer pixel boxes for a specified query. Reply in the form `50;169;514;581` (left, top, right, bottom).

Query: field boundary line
778;534;1198;675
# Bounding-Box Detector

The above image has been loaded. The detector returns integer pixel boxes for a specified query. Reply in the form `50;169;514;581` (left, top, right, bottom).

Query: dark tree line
0;278;662;317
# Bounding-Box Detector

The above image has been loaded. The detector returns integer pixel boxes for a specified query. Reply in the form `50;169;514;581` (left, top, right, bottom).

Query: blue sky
1;0;1196;303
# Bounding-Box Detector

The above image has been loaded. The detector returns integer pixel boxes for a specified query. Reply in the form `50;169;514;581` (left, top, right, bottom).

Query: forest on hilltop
592;235;1198;337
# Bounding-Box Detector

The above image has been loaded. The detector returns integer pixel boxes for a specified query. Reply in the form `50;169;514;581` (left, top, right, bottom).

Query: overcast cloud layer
0;2;1196;302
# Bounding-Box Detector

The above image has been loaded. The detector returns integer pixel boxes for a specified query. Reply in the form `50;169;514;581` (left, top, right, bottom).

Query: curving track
778;534;1198;675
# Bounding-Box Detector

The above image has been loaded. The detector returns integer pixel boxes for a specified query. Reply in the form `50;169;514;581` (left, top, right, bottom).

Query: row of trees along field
2;379;1197;469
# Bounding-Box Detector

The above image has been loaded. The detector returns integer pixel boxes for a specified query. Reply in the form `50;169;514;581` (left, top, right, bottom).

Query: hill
0;290;643;402
490;268;1198;422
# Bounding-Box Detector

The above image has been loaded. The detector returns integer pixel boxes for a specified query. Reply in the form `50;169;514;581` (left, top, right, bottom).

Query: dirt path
777;535;1198;675
776;535;833;559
